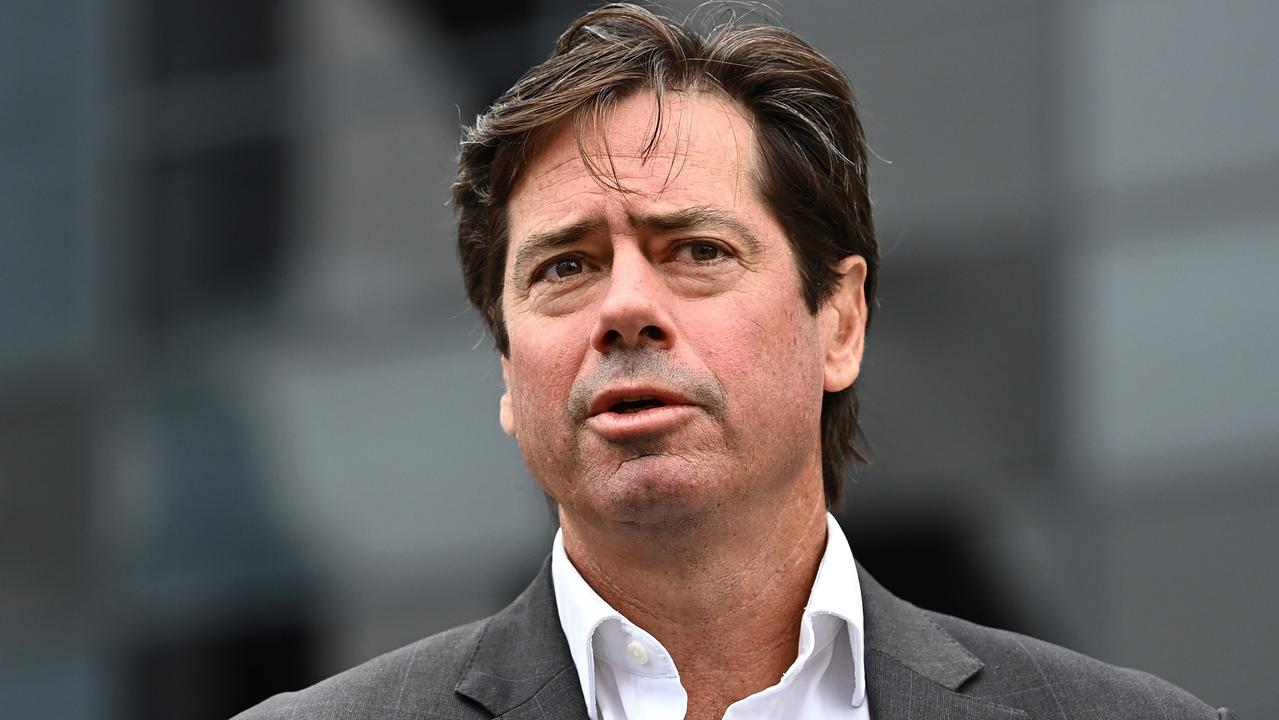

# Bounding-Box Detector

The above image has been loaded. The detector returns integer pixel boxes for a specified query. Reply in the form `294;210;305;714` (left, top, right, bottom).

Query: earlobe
822;255;868;393
499;357;517;438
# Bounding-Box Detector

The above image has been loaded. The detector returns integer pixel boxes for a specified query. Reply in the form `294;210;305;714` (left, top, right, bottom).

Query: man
235;4;1235;719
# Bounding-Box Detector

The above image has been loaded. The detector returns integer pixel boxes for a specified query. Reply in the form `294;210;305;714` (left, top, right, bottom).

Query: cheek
511;351;570;404
692;297;825;409
506;326;582;427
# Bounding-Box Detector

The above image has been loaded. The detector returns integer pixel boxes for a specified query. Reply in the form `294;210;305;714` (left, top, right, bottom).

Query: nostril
595;324;668;352
640;326;665;341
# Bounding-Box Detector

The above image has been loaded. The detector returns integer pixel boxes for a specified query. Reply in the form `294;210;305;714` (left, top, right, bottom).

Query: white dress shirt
551;513;870;720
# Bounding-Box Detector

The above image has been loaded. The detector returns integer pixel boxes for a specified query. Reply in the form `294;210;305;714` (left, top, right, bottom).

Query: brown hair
453;3;878;507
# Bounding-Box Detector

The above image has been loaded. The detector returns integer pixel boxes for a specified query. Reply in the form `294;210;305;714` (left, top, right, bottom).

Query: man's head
454;3;877;509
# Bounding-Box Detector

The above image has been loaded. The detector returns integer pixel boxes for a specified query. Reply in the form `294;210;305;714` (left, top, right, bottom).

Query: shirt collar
551;512;867;714
551;528;619;720
804;512;868;707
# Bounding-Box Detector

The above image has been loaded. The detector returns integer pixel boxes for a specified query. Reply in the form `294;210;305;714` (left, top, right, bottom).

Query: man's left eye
680;243;727;262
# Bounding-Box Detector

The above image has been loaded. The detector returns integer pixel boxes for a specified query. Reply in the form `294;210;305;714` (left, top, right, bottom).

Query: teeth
609;395;664;413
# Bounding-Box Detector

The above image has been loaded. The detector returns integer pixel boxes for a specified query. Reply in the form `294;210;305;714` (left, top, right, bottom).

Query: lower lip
586;404;698;441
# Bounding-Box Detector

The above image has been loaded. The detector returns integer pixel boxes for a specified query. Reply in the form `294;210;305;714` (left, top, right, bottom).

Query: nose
589;249;676;354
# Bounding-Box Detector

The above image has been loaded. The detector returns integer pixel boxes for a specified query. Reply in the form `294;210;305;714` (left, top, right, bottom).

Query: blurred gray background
3;0;1276;717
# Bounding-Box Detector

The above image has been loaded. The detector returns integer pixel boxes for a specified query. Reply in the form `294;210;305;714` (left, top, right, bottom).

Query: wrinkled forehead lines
511;91;759;203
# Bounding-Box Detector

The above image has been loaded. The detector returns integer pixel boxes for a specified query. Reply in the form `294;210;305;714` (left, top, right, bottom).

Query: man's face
499;91;865;529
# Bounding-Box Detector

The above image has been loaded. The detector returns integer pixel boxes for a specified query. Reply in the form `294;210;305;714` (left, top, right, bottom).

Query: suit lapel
453;555;1026;719
858;565;1027;720
455;559;590;720
490;666;590;720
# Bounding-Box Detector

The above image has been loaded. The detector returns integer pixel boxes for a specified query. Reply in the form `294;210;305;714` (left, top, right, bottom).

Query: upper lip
587;384;696;417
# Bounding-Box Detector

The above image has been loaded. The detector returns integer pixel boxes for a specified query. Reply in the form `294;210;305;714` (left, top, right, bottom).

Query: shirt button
626;639;650;665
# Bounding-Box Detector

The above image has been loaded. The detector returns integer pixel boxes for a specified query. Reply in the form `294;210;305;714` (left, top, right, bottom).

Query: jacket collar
857;563;983;689
455;558;589;719
858;563;1027;719
456;555;1022;719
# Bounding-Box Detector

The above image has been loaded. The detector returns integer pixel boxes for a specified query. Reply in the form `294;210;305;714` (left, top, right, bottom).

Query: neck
560;479;829;719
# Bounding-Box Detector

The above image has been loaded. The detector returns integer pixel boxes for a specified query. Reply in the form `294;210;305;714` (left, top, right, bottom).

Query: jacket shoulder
231;618;491;720
927;610;1236;719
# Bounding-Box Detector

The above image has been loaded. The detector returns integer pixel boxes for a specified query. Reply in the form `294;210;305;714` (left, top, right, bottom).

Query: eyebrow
630;206;764;256
508;205;764;283
510;217;607;285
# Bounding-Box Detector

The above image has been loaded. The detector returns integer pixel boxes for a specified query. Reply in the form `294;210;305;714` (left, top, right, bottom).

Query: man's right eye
538;257;584;282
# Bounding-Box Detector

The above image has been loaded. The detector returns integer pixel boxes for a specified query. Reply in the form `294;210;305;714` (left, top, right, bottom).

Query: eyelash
673;241;731;263
531;254;590;285
530;241;733;286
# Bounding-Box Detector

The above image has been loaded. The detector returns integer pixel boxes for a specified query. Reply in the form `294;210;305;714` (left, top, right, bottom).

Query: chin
592;454;722;526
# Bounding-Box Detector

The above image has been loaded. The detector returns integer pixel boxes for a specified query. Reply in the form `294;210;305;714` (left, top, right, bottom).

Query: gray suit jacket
234;559;1237;719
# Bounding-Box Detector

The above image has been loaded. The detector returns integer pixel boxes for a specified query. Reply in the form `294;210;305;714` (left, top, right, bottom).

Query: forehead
507;91;762;233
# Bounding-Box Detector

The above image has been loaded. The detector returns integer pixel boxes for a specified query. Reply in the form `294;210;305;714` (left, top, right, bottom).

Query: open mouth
609;397;668;414
587;390;693;438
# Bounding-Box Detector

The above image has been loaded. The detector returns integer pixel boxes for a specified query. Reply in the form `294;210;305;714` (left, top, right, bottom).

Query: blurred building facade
2;0;1276;718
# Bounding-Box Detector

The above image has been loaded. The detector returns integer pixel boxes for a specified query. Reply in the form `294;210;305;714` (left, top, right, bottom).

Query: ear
499;356;517;438
819;255;868;393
